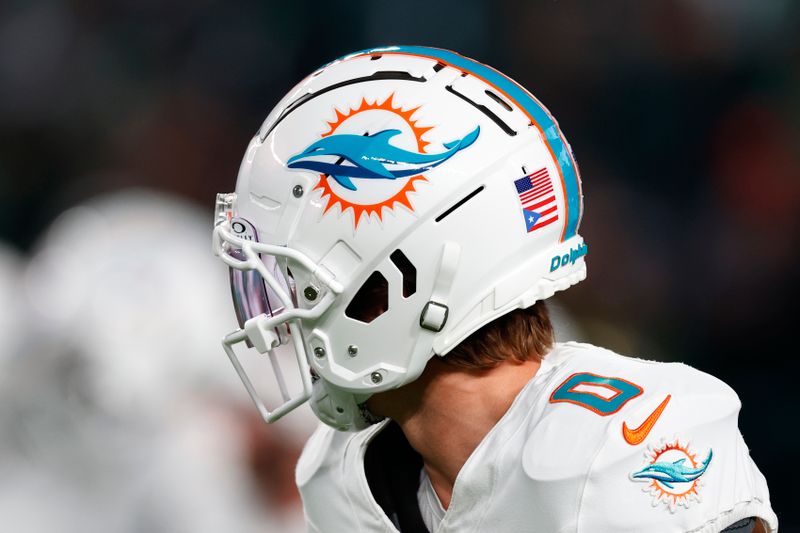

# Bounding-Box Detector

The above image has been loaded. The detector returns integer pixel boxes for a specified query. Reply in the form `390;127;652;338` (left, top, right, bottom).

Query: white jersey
296;342;777;532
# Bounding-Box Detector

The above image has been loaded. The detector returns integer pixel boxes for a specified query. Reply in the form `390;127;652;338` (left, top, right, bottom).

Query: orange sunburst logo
308;94;432;227
631;438;712;512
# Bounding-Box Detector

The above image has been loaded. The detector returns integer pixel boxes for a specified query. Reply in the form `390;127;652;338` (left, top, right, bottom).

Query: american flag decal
514;167;559;233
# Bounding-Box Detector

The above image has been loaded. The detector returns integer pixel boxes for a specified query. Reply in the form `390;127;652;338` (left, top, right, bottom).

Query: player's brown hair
443;301;554;370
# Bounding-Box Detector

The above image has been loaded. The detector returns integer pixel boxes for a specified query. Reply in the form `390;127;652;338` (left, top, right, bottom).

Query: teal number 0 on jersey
549;372;643;416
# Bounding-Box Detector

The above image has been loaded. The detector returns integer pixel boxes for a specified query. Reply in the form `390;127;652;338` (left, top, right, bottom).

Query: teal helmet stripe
343;45;583;241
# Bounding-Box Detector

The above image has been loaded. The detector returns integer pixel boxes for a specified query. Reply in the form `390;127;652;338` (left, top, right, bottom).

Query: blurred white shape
25;188;316;432
4;189;314;533
0;243;24;363
25;190;237;416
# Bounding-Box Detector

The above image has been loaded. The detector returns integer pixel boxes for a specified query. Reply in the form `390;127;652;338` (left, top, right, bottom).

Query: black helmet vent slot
484;89;513;112
389;250;417;298
445;85;517;137
435;185;485;223
261;71;427;140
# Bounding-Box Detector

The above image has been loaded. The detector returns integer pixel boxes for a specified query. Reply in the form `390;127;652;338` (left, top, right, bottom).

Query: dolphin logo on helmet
287;126;480;191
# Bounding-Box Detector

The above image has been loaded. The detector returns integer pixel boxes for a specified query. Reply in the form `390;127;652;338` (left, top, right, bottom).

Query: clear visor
225;218;296;344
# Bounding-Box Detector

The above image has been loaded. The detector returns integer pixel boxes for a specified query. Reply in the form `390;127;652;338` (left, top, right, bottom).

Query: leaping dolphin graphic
286;126;480;191
631;449;713;489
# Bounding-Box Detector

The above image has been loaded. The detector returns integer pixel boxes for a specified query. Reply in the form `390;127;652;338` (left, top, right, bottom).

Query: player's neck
367;357;541;509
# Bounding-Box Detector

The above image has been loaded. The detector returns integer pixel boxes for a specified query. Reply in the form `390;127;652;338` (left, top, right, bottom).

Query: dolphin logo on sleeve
631;449;713;489
287;126;480;191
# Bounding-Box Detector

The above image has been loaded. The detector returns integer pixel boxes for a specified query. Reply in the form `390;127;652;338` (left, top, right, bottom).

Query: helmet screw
370;371;383;384
292;185;304;198
347;345;358;357
303;285;319;301
313;346;326;358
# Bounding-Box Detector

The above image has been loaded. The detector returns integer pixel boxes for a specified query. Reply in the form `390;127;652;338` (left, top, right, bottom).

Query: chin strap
419;241;461;332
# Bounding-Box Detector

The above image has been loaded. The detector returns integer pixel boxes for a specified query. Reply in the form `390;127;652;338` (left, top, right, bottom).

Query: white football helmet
213;46;586;430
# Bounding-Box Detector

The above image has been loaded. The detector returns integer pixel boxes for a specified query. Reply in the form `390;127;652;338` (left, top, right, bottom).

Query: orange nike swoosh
622;394;671;445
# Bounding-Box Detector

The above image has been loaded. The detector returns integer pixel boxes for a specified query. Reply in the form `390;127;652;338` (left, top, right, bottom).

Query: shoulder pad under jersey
524;342;777;532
